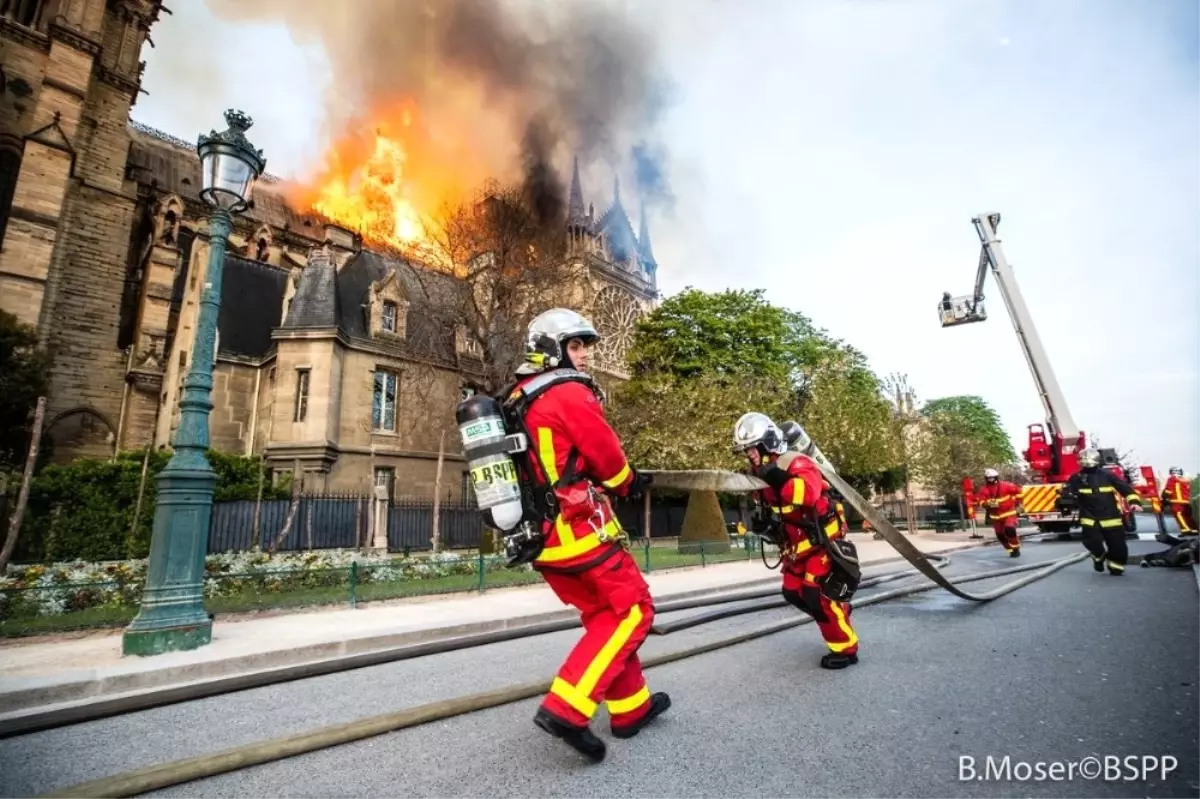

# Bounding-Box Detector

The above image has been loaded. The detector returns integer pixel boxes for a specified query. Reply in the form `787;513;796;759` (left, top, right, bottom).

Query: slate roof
125;121;329;235
276;248;465;363
218;255;290;358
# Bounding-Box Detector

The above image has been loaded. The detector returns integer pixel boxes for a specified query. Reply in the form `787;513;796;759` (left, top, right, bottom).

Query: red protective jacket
1163;476;1191;507
756;453;842;559
515;374;636;571
977;480;1022;520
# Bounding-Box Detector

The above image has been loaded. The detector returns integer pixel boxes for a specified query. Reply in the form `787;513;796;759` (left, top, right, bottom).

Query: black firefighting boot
611;692;672;739
1107;561;1125;576
1009;547;1021;558
534;708;606;763
1092;555;1106;572
820;652;859;669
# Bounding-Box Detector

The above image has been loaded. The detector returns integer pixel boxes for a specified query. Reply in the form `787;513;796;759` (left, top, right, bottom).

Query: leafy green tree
919;396;1016;464
908;395;1018;501
0;311;51;471
610;288;903;490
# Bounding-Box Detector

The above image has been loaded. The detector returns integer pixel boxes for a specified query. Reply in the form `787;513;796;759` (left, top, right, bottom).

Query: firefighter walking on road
736;413;860;669
976;468;1023;558
502;309;668;764
1162;467;1196;535
1059;448;1143;575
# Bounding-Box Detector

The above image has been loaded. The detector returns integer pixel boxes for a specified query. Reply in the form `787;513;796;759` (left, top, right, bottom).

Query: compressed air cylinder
456;394;524;532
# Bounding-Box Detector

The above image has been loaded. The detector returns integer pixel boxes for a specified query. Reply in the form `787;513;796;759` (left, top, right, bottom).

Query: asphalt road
1;537;1196;798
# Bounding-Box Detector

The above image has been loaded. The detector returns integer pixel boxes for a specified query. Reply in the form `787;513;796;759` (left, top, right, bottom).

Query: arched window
256;237;269;262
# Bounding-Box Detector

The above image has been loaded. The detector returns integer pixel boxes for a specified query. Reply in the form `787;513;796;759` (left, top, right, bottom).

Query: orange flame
289;99;480;255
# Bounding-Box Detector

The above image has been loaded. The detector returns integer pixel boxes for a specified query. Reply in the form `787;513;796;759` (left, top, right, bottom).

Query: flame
289;98;480;255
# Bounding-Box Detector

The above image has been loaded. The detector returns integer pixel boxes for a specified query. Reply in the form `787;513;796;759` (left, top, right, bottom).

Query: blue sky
134;0;1199;473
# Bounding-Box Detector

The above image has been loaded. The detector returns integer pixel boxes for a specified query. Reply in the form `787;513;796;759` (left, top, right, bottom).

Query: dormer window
256;238;269;262
381;301;398;333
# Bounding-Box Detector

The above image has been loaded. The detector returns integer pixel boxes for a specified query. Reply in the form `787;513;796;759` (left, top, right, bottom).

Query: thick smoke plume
204;0;673;216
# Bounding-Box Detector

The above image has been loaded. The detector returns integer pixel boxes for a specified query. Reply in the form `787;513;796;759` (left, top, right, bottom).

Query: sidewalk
0;531;1004;713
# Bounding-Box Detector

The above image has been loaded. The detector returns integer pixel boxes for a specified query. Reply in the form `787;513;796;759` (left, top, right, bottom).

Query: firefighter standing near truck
1162;467;1196;535
503;308;668;763
976;468;1023;558
736;412;860;669
1058;448;1143;575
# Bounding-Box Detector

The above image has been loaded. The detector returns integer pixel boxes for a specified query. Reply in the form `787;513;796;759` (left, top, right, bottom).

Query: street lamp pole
123;110;266;657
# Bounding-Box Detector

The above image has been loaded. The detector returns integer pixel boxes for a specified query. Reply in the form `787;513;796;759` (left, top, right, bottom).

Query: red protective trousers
781;548;859;656
538;549;656;731
1169;503;1196;534
991;517;1021;552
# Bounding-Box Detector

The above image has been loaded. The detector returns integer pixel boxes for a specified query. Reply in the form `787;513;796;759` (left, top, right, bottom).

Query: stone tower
0;0;165;459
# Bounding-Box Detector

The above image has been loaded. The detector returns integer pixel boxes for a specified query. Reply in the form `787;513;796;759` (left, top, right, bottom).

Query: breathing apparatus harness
749;451;862;603
496;368;624;567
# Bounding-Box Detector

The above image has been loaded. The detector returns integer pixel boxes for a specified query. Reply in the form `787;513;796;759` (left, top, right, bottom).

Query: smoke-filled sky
134;0;1199;472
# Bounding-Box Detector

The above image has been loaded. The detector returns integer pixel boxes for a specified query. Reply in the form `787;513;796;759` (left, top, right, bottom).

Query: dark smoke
204;0;674;210
632;142;675;213
521;116;564;228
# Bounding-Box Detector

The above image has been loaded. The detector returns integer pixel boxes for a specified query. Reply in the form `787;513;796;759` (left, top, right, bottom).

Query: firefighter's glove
626;469;653;500
755;463;792;492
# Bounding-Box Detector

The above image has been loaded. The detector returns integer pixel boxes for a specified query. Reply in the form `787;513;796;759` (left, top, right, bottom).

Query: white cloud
135;0;1199;471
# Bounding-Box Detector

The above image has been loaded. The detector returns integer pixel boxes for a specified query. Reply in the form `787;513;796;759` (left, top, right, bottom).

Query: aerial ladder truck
937;212;1140;536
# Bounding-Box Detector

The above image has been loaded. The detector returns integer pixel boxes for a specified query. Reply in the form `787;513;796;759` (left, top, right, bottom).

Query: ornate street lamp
123;110;265;656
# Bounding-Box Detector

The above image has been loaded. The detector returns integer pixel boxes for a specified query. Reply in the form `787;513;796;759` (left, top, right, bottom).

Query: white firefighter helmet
983;468;1000;480
517;308;599;375
732;412;787;457
1079;448;1100;469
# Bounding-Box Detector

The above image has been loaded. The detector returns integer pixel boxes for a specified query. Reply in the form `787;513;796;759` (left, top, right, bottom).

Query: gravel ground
4;539;1195;798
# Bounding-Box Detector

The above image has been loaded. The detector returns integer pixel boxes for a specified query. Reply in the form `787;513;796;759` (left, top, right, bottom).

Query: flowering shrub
0;549;533;621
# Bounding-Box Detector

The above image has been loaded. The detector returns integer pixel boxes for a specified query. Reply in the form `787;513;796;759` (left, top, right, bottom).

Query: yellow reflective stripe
793;538;812;555
550;677;597;718
1078;488;1093;494
1080;518;1096;526
788;478;806;506
771;505;795;514
828;601;858;652
601;463;631;489
823;519;841;536
1099;518;1122;528
991;510;1017;519
605;685;650;715
577;605;645;699
537;428;559;484
535;518;622;563
1124;494;1138;502
1098;486;1115;493
1106;560;1124;571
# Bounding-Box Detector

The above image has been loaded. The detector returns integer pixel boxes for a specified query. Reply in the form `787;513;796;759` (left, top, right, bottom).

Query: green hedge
14;449;290;564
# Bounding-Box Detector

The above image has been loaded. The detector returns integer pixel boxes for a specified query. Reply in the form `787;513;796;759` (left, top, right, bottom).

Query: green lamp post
123;110;266;657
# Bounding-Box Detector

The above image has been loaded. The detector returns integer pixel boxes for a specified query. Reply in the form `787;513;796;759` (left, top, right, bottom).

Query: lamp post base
122;462;217;657
123;619;212;657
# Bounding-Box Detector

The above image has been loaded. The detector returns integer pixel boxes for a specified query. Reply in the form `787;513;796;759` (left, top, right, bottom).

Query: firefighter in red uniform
735;413;860;669
1162;467;1196;534
504;309;668;763
976;468;1022;557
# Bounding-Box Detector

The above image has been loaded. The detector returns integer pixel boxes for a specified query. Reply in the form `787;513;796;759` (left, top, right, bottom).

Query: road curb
0;538;996;717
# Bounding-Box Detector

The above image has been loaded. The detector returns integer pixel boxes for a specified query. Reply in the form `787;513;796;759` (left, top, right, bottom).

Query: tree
0;311;52;471
610;288;903;489
908;395;1018;501
411;180;584;397
919;396;1016;464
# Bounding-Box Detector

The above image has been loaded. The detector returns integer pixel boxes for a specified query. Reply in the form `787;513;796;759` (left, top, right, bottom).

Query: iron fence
209;493;369;552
